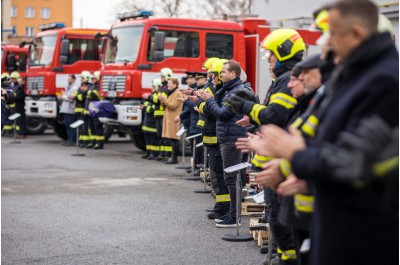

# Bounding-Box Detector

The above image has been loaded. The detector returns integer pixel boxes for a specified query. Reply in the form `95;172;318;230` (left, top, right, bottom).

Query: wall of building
3;0;72;44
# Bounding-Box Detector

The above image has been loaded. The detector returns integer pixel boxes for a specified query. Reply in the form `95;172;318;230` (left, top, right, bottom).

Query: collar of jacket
273;53;303;77
222;77;242;92
167;87;178;96
196;84;205;90
297;90;317;110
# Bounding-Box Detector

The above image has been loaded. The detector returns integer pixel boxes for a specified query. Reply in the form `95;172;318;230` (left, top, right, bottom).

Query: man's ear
352;24;368;42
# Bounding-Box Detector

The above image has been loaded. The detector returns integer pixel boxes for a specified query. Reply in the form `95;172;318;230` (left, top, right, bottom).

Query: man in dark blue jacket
198;60;247;227
258;1;399;264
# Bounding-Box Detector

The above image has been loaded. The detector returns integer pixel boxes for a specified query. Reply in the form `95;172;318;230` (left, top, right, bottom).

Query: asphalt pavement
1;132;264;265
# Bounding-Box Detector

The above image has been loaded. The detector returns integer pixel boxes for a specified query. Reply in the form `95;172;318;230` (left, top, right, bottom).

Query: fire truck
98;11;321;150
1;44;49;135
21;23;108;140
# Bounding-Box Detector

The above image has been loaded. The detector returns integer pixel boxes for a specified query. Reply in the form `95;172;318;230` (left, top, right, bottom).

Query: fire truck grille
101;75;126;91
27;76;44;91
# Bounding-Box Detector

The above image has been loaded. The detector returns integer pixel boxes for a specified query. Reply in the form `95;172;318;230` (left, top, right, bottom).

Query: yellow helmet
160;67;173;80
315;10;329;33
10;71;20;79
152;77;162;91
208;59;228;80
261;28;305;62
92;71;100;80
1;72;10;80
202;57;219;70
81;71;91;83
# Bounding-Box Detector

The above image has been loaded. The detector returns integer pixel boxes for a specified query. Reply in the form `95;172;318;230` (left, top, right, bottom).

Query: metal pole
10;119;21;144
236;171;240;237
191;137;196;178
203;145;208;190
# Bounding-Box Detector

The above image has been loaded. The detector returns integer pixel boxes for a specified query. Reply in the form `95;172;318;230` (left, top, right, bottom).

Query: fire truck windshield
104;25;144;64
30;35;57;67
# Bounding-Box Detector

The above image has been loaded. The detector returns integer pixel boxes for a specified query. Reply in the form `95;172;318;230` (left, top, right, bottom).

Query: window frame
205;33;234;59
25;27;34;37
25;7;35;18
41;8;51;19
10;6;17;17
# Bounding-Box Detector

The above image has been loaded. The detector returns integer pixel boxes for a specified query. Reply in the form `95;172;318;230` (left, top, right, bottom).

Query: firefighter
141;78;161;160
2;72;19;137
1;72;13;136
180;72;202;175
85;71;105;149
15;76;26;138
71;71;91;147
226;29;305;264
195;60;230;219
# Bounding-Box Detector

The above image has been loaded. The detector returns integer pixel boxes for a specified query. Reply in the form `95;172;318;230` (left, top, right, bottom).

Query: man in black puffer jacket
198;60;247;228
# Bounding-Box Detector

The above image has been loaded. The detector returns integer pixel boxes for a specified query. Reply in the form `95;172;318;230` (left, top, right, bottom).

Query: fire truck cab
99;11;321;150
22;23;107;139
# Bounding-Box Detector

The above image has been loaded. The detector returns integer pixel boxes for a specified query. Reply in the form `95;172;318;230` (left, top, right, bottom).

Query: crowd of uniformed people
1;0;398;264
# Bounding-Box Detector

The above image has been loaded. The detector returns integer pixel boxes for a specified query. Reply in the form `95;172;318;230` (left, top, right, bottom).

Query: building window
11;6;17;17
25;27;34;37
25;7;35;18
41;8;51;19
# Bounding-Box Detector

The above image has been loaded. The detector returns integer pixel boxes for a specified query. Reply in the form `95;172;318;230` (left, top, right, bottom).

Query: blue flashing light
116;10;153;21
39;22;65;31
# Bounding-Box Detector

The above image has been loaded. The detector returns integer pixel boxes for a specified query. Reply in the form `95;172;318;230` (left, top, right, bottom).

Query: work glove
224;94;248;114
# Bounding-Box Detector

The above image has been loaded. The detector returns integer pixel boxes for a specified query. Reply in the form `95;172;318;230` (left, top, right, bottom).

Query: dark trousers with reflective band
208;144;230;213
156;118;168;157
267;189;297;264
189;134;204;168
220;141;243;216
2;107;14;135
15;112;26;135
77;113;90;145
88;116;105;146
143;132;157;155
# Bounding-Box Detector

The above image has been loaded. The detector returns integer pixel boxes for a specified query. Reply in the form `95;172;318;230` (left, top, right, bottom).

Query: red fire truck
98;11;321;150
21;23;108;139
1;44;49;134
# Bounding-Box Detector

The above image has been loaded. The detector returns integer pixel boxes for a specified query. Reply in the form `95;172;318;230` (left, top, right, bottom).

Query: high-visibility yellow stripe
269;98;296;109
160;146;165;152
154;110;165;116
146;106;152;113
205;87;214;96
152;94;159;104
249;104;267;125
251;154;273;168
301;115;319;137
83;110;89;115
373;156;399;178
197;119;205;127
96;136;105;141
144;101;150;107
146;144;151;150
198;102;206;114
9;103;16;107
79;135;90;141
279;159;293;178
294;194;314;213
77;94;83;101
203;135;217;144
270;92;297;105
278;248;297;260
3;125;13;130
153;145;160;151
216;194;231;202
164;146;172;152
90;135;96;140
142;125;157;133
75;107;85;113
291;117;303;129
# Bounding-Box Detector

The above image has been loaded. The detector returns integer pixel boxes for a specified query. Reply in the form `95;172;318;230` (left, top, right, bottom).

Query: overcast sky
72;0;118;29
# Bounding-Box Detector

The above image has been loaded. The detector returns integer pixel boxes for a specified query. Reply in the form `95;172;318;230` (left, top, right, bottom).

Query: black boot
165;157;178;164
142;153;150;159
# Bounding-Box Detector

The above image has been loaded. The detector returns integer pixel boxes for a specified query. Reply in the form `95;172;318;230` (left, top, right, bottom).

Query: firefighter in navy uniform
142;67;173;161
1;72;14;137
195;61;230;219
226;29;305;265
141;78;161;160
72;71;91;147
85;71;105;149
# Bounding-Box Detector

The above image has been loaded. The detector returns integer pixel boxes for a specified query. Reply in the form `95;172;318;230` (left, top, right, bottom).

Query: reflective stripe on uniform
279;159;293;178
164;146;172;152
301;115;319;137
205;87;214;96
269;93;297;109
75;107;85;113
146;106;152;113
291;117;303;129
160;146;165;152
142;126;157;133
96;135;105;141
373;156;399;178
79;135;90;141
197;119;205;127
294;194;314;213
152;94;159;104
77;94;83;101
3;125;13;130
251;154;274;168
250;104;267;125
154;110;165;116
216;194;231;202
203;135;217;144
83;110;89;115
278;248;297;260
198;102;206;114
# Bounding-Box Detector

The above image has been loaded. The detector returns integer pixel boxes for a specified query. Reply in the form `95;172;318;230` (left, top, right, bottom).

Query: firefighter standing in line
226;29;305;264
71;71;91;147
15;77;26;139
1;72;14;136
141;78;161;160
2;72;20;137
85;71;105;150
194;59;230;219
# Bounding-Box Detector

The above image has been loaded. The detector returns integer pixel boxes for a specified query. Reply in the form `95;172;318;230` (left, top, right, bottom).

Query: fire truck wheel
53;123;68;140
129;130;146;151
25;117;48;135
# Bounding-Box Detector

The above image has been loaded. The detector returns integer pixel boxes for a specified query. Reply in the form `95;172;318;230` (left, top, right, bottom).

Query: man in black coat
258;1;399;265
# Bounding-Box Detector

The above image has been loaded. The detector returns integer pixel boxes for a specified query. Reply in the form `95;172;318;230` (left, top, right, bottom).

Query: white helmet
160;67;173;80
92;71;100;80
152;78;162;90
81;71;91;83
